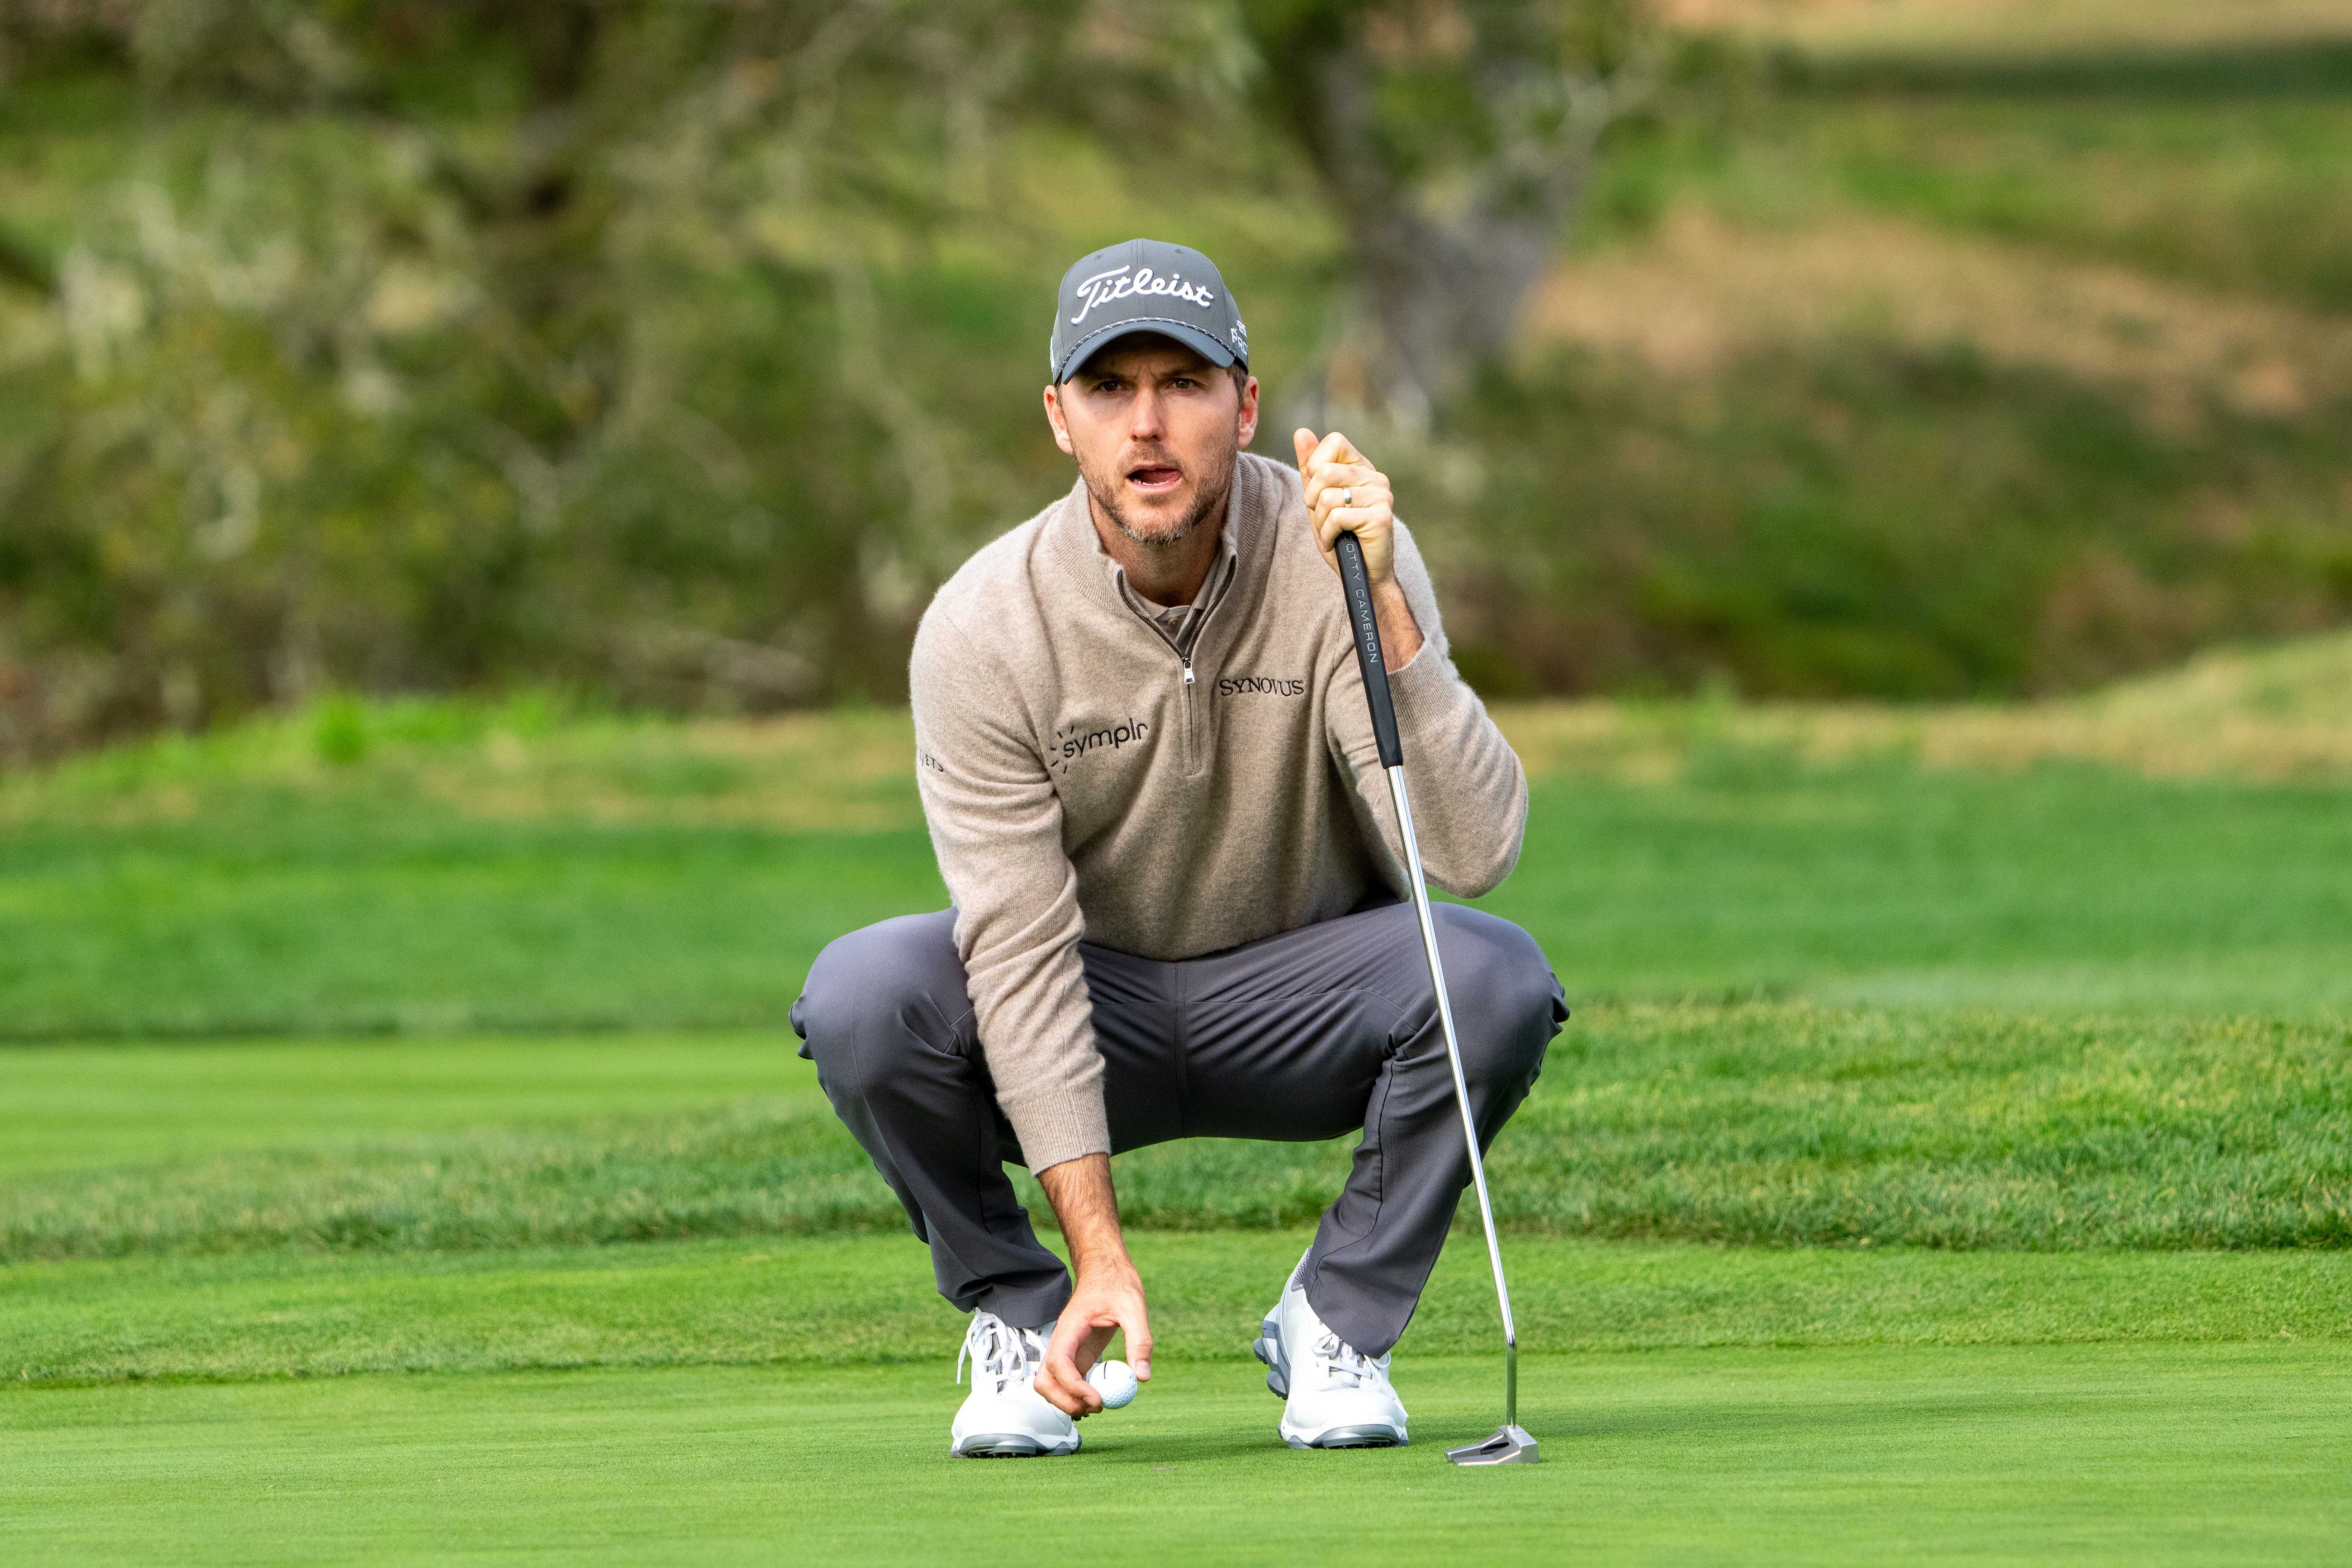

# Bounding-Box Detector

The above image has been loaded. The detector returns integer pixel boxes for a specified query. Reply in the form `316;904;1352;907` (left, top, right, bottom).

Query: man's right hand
1033;1152;1154;1418
1036;1252;1152;1418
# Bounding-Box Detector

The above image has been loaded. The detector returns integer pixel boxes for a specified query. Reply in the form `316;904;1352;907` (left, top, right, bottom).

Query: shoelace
955;1313;1042;1396
1310;1328;1381;1392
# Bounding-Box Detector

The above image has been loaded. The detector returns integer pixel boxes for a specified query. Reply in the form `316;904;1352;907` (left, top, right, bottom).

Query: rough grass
7;684;2352;1040
0;694;926;833
1487;1005;2352;1249
5;1006;2344;1262
1;687;2346;1254
1501;629;2352;784
16;635;2352;825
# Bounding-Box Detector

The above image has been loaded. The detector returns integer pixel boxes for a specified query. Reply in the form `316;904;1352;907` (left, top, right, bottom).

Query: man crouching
792;238;1566;1456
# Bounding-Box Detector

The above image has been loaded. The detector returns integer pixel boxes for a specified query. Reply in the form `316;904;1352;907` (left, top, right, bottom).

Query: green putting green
6;1346;2348;1565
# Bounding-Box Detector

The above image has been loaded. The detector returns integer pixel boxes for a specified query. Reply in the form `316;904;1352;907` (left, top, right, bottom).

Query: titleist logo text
1069;265;1215;325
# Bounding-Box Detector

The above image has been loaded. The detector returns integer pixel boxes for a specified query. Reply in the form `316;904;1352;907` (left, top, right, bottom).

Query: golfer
793;238;1566;1457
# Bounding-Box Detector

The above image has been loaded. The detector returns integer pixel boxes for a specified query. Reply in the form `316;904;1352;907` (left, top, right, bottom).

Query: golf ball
1087;1359;1138;1409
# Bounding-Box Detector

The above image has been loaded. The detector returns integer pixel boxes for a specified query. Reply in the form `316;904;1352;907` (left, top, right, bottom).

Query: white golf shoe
1252;1257;1410;1449
949;1310;1081;1458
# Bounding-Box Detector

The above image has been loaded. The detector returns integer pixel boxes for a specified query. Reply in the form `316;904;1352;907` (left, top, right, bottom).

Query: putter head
1444;1424;1540;1466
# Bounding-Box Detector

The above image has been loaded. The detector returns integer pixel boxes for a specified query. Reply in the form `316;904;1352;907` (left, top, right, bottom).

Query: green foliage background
2;0;2350;755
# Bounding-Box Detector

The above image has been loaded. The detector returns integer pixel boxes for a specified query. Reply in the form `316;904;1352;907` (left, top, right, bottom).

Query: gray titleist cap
1049;238;1248;383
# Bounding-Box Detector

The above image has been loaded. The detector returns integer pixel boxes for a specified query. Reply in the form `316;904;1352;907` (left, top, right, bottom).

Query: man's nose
1128;385;1166;439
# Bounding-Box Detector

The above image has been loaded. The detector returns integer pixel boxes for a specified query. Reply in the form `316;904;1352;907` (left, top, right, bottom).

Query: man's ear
1236;375;1259;450
1042;383;1077;456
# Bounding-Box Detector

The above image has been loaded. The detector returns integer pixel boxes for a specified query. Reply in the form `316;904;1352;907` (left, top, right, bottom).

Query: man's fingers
1298;428;1350;471
1043;1300;1114;1417
1289;427;1394;583
1314;496;1391;549
1294;428;1355;477
1305;475;1385;533
1040;1341;1102;1416
1312;481;1389;519
1305;464;1378;506
1118;1302;1154;1382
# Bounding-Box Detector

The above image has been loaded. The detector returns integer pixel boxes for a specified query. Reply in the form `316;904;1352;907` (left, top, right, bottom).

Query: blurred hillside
16;625;2352;834
2;0;2349;758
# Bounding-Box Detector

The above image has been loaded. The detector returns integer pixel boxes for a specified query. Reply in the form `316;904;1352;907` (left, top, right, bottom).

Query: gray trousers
790;901;1566;1357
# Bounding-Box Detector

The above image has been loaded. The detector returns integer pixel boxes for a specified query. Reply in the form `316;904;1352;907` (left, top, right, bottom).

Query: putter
1333;530;1540;1467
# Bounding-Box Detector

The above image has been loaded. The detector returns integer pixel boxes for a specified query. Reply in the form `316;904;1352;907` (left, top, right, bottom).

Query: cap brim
1054;318;1239;384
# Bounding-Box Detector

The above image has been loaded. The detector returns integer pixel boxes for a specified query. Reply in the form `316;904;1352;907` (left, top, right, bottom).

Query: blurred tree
0;0;1660;757
0;1;1090;747
51;5;2341;745
1235;0;1658;429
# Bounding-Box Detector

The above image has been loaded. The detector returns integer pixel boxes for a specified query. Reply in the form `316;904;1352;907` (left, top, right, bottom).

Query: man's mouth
1126;465;1184;495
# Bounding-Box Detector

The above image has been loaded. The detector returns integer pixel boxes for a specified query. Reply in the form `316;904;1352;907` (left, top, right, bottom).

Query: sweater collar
1047;453;1283;629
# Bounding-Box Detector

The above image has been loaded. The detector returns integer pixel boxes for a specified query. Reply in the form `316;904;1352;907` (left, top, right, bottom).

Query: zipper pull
1182;661;1195;687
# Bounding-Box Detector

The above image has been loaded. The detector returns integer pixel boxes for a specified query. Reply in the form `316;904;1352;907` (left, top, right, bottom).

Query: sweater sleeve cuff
995;1080;1111;1173
1385;640;1472;726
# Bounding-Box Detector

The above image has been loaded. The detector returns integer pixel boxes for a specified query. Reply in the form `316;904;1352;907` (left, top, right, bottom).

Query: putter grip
1334;532;1403;770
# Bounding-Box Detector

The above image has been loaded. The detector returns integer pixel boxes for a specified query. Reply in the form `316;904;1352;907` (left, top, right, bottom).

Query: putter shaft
1385;764;1519;1431
1332;530;1537;1464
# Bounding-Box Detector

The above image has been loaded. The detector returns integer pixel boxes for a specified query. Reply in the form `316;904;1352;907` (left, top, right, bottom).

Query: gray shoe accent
953;1433;1078;1458
1252;1315;1288;1398
1266;1268;1413;1450
1286;1424;1405;1450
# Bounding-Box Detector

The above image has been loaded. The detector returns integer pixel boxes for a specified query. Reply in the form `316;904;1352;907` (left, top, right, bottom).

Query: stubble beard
1080;441;1238;548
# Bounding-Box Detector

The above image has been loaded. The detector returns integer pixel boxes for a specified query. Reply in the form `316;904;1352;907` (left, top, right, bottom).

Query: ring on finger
1338;487;1352;508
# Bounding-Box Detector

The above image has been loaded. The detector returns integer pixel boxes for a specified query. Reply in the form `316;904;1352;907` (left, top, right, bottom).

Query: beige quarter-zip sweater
909;451;1528;1172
